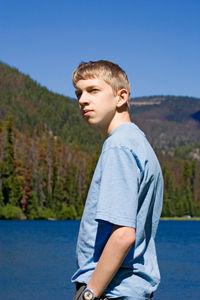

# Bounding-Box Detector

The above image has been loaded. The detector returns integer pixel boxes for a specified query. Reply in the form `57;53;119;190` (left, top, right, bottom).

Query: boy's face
75;77;118;134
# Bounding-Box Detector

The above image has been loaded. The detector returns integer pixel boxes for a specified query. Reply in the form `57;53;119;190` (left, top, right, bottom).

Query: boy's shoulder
102;122;146;153
101;122;161;174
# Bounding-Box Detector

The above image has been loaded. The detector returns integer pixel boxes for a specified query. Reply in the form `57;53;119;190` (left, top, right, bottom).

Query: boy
71;60;163;300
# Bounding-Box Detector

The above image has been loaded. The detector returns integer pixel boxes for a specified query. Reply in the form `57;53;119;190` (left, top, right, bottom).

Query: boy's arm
86;224;135;298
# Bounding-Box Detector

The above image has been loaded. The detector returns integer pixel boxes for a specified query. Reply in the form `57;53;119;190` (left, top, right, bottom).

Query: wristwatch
82;288;97;300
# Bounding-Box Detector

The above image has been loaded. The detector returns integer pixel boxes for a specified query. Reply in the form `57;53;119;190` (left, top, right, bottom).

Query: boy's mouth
83;109;93;116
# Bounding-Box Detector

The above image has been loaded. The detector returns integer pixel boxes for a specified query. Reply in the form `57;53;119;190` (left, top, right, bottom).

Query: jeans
72;283;153;300
72;283;109;300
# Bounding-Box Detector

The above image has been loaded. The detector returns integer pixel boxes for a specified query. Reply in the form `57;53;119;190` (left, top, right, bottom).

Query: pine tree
162;162;176;217
183;160;194;216
1;115;15;204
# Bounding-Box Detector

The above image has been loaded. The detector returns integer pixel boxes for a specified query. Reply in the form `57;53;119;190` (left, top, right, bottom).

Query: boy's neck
103;110;131;137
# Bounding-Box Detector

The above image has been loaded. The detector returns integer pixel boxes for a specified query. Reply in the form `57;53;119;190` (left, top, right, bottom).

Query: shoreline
160;217;200;221
0;217;200;221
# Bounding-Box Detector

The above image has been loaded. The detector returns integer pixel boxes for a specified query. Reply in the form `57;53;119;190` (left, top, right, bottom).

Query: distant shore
160;217;200;221
1;217;200;221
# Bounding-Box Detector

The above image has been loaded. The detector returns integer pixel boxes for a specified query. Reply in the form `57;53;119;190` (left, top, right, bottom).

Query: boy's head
73;60;131;135
72;60;130;102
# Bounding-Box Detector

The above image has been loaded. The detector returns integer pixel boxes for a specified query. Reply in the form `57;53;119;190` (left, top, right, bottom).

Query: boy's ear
116;89;129;108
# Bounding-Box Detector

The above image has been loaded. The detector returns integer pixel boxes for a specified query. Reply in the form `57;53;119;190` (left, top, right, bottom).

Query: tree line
0;116;98;219
157;151;200;217
0;116;200;219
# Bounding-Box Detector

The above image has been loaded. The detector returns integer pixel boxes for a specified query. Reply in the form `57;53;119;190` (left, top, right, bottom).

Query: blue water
0;220;200;300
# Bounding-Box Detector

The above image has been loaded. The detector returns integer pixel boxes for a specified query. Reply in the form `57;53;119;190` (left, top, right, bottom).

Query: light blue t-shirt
71;122;163;300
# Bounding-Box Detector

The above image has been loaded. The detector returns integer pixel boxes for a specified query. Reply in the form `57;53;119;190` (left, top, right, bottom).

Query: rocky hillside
130;96;200;149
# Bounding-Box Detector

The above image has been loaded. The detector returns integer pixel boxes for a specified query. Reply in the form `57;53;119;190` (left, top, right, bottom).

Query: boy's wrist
82;287;98;300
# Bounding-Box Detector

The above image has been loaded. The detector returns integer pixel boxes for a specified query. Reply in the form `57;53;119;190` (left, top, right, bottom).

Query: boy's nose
78;92;89;105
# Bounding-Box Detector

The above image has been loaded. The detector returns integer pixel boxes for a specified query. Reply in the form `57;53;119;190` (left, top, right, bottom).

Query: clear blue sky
0;0;199;99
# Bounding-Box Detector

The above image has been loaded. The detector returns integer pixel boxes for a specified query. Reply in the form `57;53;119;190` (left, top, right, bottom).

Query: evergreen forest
0;61;200;219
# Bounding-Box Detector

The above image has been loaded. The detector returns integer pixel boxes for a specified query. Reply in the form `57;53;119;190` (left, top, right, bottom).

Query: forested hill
0;61;103;151
1;61;200;151
0;61;200;220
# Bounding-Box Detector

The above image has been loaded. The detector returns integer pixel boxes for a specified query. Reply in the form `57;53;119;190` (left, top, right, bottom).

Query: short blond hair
72;60;131;98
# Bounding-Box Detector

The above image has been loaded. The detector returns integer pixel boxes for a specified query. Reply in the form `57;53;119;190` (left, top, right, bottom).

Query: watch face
83;289;94;300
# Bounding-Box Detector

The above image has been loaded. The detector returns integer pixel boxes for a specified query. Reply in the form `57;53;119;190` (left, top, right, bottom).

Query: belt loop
76;282;86;291
150;292;154;298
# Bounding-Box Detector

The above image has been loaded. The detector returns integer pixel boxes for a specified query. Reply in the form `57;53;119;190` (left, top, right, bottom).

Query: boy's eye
75;91;82;99
90;89;99;93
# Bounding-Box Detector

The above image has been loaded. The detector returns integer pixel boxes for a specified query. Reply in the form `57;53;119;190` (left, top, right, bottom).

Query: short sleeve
95;146;140;228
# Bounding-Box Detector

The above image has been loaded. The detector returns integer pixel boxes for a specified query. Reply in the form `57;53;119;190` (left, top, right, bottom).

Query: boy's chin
84;118;98;126
83;117;108;132
85;119;105;131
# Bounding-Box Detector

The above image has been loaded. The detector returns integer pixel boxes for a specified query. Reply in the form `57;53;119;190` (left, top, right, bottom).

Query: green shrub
58;203;77;220
38;208;57;219
28;208;40;220
1;204;24;219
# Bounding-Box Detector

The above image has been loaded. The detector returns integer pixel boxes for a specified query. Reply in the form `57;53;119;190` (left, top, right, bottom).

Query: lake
0;220;200;299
